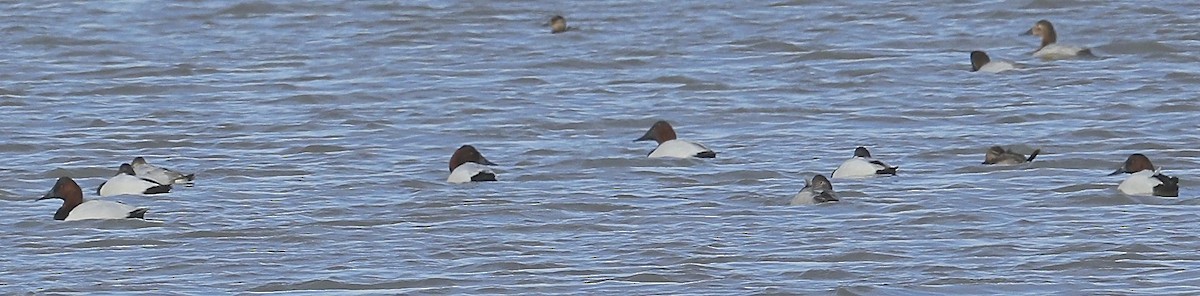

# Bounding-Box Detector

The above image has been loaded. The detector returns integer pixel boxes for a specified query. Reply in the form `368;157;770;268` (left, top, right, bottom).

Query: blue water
2;0;1200;294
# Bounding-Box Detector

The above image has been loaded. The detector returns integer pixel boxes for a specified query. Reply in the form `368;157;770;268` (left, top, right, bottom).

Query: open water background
2;0;1200;294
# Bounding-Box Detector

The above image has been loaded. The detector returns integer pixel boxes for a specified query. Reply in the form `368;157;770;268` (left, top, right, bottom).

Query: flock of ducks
34;17;1183;221
38;157;194;221
448;119;1180;206
451;17;1182;202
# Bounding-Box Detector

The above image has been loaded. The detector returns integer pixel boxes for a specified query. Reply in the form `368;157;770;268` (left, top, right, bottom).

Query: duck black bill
1107;167;1127;176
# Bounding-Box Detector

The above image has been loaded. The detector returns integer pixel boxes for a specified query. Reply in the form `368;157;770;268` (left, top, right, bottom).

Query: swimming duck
97;163;172;197
831;146;898;178
983;146;1040;165
634;120;716;159
447;145;498;183
970;51;1016;73
1108;153;1179;197
1023;19;1094;59
131;157;195;187
39;177;148;221
550;15;569;34
790;174;839;205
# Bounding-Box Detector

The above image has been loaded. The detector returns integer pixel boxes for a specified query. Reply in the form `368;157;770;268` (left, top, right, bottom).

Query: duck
97;163;172;197
447;145;498;183
549;15;569;34
970;51;1016;73
1023;19;1094;59
39;177;148;221
832;146;898;179
1108;153;1179;197
634;120;716;158
131;157;195;187
790;174;839;205
983;146;1040;165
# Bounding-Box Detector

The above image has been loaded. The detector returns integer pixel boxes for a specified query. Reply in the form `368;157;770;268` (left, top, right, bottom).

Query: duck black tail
1026;149;1041;162
471;172;497;182
875;166;898;176
127;208;149;219
1153;176;1180;197
1079;48;1096;58
144;184;172;194
695;151;717;158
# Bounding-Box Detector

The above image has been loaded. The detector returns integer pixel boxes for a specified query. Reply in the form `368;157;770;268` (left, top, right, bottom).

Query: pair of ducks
970;19;1095;73
790;146;900;205
38;157;195;221
95;157;192;197
447;120;715;183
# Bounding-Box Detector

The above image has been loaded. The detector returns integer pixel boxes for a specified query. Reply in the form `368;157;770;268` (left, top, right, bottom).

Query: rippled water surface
3;0;1200;294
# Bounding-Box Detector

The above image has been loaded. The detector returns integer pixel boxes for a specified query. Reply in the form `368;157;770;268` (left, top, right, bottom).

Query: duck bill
634;130;656;142
477;156;497;166
38;189;57;200
1021;28;1033;36
1106;168;1126;176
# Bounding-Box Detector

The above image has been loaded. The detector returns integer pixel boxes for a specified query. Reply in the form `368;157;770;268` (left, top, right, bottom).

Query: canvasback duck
970;51;1016;73
831;146;898;179
549;15;569;34
39;177;148;221
1108;153;1179;197
790;174;839;205
97;163;171;197
131;157;195;187
983;146;1040;165
447;145;498;183
634;120;716;159
1023;20;1094;59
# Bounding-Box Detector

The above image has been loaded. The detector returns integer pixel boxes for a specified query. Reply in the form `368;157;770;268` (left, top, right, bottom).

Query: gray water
2;0;1200;294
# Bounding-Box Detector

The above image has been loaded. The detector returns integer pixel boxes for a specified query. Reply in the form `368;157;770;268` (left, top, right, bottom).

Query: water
2;0;1200;294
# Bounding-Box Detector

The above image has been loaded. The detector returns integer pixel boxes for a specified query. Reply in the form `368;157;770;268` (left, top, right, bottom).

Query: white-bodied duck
97;163;171;197
832;146;898;179
634;120;716;159
40;177;148;221
1108;153;1179;197
131;157;195;187
447;145;498;184
970;51;1016;73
